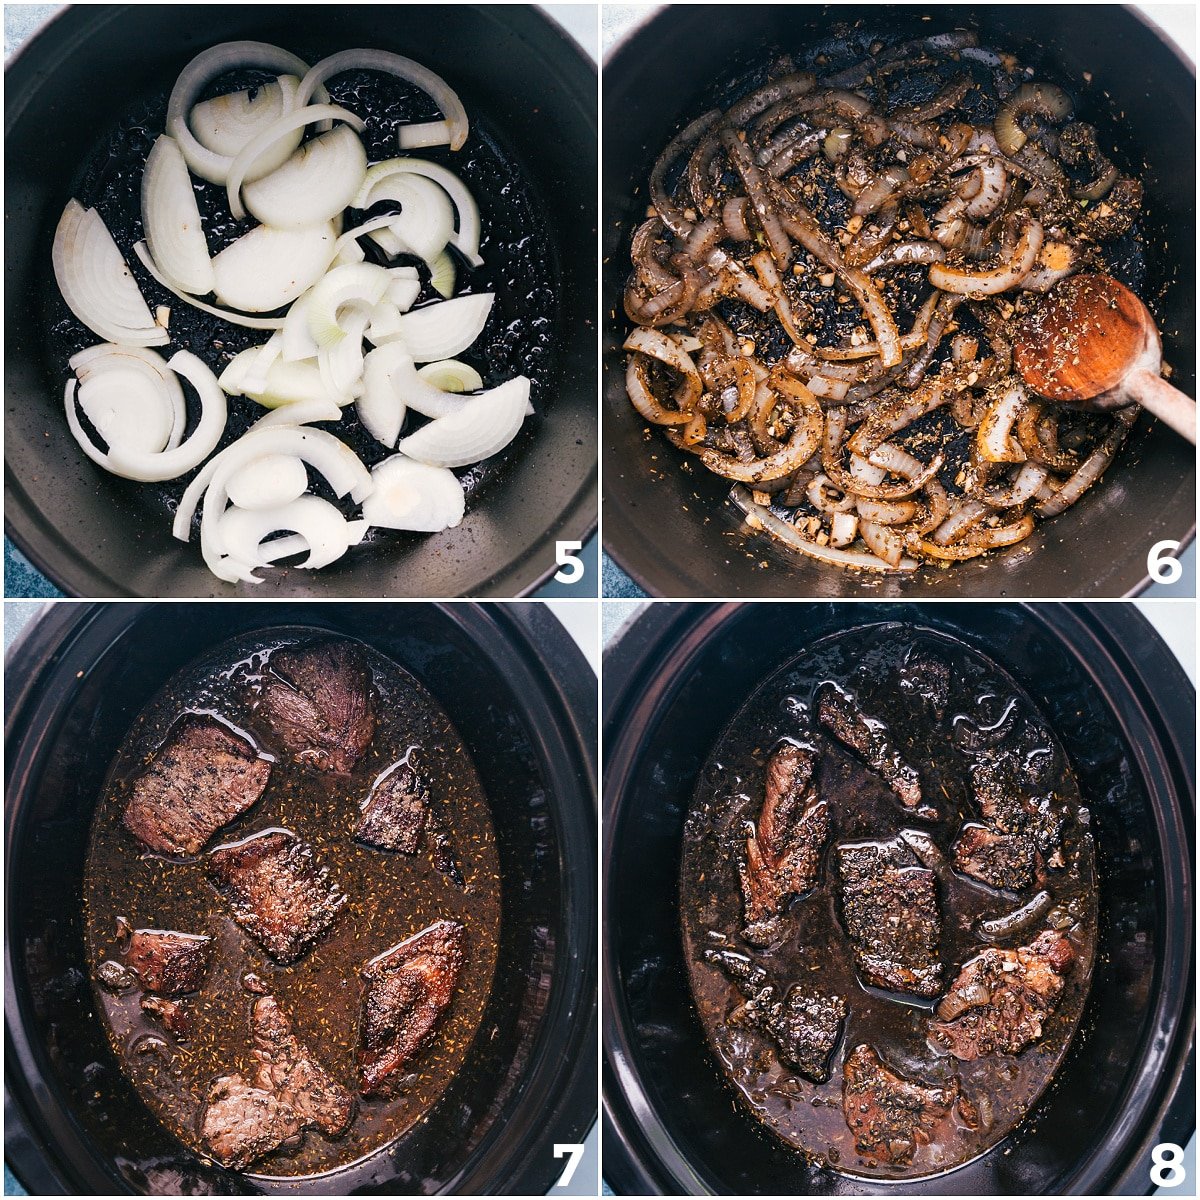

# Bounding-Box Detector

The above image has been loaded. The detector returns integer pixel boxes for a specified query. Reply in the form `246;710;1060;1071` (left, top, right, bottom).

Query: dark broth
680;624;1098;1180
82;629;501;1178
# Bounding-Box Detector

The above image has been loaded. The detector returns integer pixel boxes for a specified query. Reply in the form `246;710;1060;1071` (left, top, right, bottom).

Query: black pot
603;602;1194;1194
5;4;596;597
5;601;596;1195
602;5;1196;597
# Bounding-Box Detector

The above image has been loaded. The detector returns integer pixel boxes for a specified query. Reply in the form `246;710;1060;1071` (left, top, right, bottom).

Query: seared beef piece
96;960;138;992
952;825;1037;891
359;919;465;1095
897;649;951;718
250;995;354;1136
739;745;830;943
837;840;943;998
842;1044;958;1166
200;1073;304;1170
426;804;464;886
258;640;376;774
207;831;346;964
124;929;212;995
968;740;1063;855
356;765;428;853
123;716;271;856
706;949;846;1084
817;684;921;809
141;995;190;1037
931;930;1075;1060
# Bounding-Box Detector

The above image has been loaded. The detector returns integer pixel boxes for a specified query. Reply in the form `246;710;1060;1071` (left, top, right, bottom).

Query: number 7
553;1142;585;1188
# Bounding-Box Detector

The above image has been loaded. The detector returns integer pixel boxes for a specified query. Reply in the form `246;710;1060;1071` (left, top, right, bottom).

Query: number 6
1148;540;1182;584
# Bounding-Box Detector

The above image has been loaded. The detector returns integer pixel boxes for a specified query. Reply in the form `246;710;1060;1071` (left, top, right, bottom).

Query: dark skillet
603;602;1194;1194
602;5;1195;598
5;4;596;598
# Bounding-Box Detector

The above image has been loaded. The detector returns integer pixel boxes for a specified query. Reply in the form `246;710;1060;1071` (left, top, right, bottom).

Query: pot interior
604;602;1193;1194
6;3;596;597
6;602;582;1194
602;4;1195;597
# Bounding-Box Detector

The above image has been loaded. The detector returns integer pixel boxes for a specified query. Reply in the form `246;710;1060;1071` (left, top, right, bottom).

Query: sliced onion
929;216;1043;295
133;241;287;329
253;397;344;428
362;455;466;532
53;201;167;346
305;263;390;347
76;367;174;455
359;343;412;446
190;75;300;158
397;376;530;467
281;290;319;361
977;383;1027;463
296;49;468;152
395;293;494;361
224;352;356;410
418;359;482;393
317;310;369;402
428;249;457;298
364;173;454;265
167;42;326;184
366;301;405;345
211;221;339;313
69;344;186;450
217;495;368;581
141;135;214;295
353;159;482;266
225;103;365;221
387;272;422;312
225;453;309;509
241;125;367;229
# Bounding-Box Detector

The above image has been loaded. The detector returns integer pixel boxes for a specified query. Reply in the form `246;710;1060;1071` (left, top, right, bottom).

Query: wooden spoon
1013;272;1196;444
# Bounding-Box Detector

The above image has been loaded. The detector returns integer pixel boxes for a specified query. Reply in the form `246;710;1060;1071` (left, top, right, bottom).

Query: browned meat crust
739;744;830;941
257;640;376;774
250;995;353;1137
968;739;1063;854
837;840;943;998
355;764;428;854
817;684;922;808
207;830;347;964
199;1073;304;1170
930;930;1074;1059
358;919;465;1096
842;1044;959;1166
123;715;271;856
952;824;1037;891
124;928;212;995
141;995;190;1037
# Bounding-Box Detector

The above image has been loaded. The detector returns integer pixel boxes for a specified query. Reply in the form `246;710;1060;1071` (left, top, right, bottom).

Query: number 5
553;1142;585;1187
555;540;584;585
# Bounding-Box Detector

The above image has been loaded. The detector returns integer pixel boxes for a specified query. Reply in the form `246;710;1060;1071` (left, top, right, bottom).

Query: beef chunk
952;825;1037;891
897;648;951;718
124;929;212;995
842;1044;958;1165
817;684;921;809
123;716;271;856
200;1073;304;1170
141;995;190;1038
837;840;943;998
258;640;376;774
706;949;846;1084
207;831;346;964
931;930;1075;1060
359;919;465;1095
739;744;830;944
356;764;428;854
250;995;353;1136
967;731;1063;855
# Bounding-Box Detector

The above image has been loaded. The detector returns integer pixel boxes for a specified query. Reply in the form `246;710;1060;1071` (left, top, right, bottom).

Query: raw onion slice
318;310;370;402
363;173;454;265
53;201;168;346
358;343;412;446
427;249;457;299
77;366;175;455
394;293;494;362
362;455;465;532
226;103;365;221
397;375;530;467
253;397;344;427
67;349;228;482
69;344;187;449
141;135;214;295
167;42;326;184
218;496;368;580
226;453;309;509
366;302;405;346
241;125;368;229
305;263;390;347
190;75;299;157
296;49;468;152
133;241;287;329
418;359;483;393
354;159;482;266
211;221;339;313
221;351;355;409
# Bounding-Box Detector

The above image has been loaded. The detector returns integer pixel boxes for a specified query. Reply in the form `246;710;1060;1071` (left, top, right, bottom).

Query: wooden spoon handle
1125;369;1197;444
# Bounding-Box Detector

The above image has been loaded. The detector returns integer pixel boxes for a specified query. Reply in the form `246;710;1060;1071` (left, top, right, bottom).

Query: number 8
1151;1142;1185;1187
